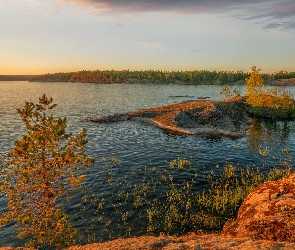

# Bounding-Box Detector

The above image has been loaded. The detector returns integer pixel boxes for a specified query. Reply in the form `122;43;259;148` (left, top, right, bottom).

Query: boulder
222;173;295;242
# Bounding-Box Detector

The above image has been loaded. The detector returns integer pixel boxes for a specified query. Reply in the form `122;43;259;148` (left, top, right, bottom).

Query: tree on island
0;95;93;248
245;66;295;119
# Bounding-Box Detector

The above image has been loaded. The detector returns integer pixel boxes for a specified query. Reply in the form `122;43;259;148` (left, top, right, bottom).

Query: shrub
246;66;295;119
220;85;241;98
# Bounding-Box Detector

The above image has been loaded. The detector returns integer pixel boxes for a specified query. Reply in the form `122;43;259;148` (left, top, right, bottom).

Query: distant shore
2;68;295;86
25;69;295;86
2;77;295;87
0;75;37;81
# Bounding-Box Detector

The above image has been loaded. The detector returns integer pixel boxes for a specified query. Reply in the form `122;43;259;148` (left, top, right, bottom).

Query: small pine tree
245;66;264;106
220;84;241;98
0;95;93;248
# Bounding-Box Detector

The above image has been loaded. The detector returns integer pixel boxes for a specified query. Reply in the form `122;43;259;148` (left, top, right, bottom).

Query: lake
0;81;294;246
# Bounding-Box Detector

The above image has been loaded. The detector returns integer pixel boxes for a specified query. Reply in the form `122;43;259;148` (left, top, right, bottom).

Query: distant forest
3;69;295;85
0;75;37;81
29;69;295;85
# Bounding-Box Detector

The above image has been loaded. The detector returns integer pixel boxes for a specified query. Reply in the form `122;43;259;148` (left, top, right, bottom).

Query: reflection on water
247;118;294;153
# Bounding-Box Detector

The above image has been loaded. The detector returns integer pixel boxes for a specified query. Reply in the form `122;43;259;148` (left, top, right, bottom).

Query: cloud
56;0;264;14
240;1;295;20
262;1;295;19
135;40;168;51
263;22;284;29
245;0;295;30
263;21;295;30
57;0;295;29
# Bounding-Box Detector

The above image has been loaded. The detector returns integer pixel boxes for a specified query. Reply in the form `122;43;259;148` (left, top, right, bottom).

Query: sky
0;0;295;75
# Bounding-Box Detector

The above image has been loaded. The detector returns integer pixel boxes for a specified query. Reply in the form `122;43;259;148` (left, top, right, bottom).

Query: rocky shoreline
67;234;295;250
2;235;295;250
88;96;252;137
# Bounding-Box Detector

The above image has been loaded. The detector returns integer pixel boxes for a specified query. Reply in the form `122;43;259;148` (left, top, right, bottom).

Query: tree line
0;75;36;81
29;69;295;85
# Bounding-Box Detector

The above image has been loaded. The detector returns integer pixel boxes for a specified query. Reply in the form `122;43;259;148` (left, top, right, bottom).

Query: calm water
0;81;294;246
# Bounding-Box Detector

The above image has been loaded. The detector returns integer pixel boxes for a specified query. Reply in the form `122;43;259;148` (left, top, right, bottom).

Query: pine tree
0;95;93;248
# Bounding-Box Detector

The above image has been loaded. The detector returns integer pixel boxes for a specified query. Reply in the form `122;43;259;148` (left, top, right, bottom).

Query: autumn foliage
246;66;295;119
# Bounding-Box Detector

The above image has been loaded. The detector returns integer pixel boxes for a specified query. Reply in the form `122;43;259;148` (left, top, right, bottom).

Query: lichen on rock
222;173;295;241
88;96;252;137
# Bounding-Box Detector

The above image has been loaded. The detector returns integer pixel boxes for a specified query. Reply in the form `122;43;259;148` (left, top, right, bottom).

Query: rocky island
88;96;251;138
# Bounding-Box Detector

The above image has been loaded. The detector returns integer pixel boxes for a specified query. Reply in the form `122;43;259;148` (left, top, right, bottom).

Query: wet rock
176;97;251;136
174;112;196;128
129;110;168;119
222;173;295;242
90;113;130;123
88;96;252;137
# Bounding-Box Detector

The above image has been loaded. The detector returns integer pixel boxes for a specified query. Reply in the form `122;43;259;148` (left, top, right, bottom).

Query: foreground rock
3;233;295;250
67;234;295;250
222;173;295;241
88;96;251;137
4;234;295;250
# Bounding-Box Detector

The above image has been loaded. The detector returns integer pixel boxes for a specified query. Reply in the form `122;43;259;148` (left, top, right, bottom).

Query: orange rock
222;173;295;241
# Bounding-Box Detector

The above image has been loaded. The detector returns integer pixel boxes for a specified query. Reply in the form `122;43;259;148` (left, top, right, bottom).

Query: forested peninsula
29;69;295;85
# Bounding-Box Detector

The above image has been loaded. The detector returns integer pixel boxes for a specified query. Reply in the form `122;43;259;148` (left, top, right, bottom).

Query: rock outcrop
88;96;252;137
67;233;295;250
222;173;295;241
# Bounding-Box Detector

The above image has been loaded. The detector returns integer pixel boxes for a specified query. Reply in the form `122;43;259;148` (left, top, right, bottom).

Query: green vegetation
220;84;241;98
29;69;295;85
0;95;93;248
30;69;249;84
246;66;295;119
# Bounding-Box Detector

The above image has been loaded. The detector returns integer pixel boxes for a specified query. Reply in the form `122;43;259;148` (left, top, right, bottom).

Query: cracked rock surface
89;96;252;137
222;173;295;241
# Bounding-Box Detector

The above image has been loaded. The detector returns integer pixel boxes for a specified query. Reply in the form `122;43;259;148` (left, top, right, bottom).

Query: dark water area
0;81;294;246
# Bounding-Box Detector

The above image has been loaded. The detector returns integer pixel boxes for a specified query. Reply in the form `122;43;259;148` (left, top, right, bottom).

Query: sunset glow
1;0;295;74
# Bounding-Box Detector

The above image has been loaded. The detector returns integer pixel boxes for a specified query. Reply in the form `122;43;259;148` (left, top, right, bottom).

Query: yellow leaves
246;66;264;106
282;148;290;155
246;67;295;119
168;157;191;170
0;216;10;226
258;145;270;157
